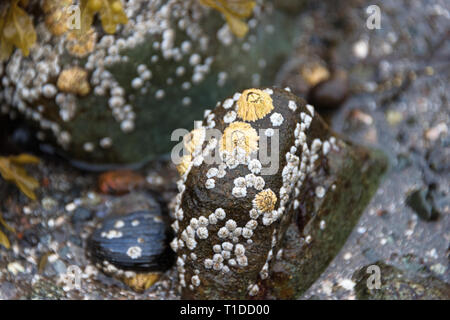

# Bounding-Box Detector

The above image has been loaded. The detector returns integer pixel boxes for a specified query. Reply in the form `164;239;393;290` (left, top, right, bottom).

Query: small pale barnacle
57;67;90;96
205;178;216;189
222;242;233;251
288;100;297;112
253;176;266;191
213;244;222;253
215;208;226;220
232;187;247;198
242;227;253;239
245;219;258;230
245;173;256;187
237;88;274;121
234;177;246;188
204;259;213;269
225;219;237;231
208;213;218;224
126;246;142;259
249;208;260;219
253;189;277;213
218;227;230;239
186;237;198;250
191;275;201;286
315;186;326;198
237;255;248;267
220;122;259;156
234;244;245;256
206;167;218;178
248;284;259;296
248;159;262;174
198;216;209;227
270;112;284;126
196;227;209;239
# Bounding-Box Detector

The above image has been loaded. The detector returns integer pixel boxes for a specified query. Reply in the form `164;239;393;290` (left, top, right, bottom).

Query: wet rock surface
0;0;449;299
353;257;450;300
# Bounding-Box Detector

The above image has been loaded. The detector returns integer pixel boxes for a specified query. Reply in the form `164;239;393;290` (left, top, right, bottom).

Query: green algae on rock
0;0;301;168
170;87;387;299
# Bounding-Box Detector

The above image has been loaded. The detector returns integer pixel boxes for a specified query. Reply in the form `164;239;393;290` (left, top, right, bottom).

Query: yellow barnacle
184;128;206;155
237;89;274;122
66;28;97;57
220;121;259;156
57;67;90;96
176;155;192;177
253;189;277;213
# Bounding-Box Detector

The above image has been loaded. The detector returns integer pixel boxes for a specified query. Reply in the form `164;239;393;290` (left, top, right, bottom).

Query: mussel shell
88;210;174;272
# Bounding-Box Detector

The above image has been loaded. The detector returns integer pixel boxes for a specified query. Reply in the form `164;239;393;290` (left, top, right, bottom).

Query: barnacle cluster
0;0;128;62
171;86;345;298
0;0;279;166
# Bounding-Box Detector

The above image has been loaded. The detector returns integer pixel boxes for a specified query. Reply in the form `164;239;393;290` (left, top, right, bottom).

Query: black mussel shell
88;210;175;272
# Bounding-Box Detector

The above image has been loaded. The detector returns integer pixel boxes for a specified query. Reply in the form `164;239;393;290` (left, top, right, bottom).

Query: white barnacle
213;244;222;253
306;104;315;116
215;208;226;220
225;219;237;231
126;246;142;259
248;159;262;174
233;227;242;238
175;208;184;221
222;250;231;260
206;167;218;178
320;220;326;230
170;238;179;252
245;174;256;188
103;230;122;239
248;284;259;296
190;218;199;230
114;220;125;229
245;220;258;230
218;227;230;239
232;187;247;198
234;244;245;256
205;178;215;189
198;216;209;227
242;228;253;239
186;237;197;250
253;176;266;191
223;110;237;123
223;98;234;109
196;227;209;239
191;275;201;286
270;112;284;126
213;254;224;263
288;100;297;112
204;259;213;269
222;242;233;251
322;141;331;155
228;259;237;267
315;186;326;198
249;209;260;219
237;255;248;267
265;128;274;137
208;213;218;225
234;177;246;188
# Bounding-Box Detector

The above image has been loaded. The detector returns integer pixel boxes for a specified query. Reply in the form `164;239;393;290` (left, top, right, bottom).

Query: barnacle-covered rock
88;209;174;292
171;87;387;299
0;0;302;168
